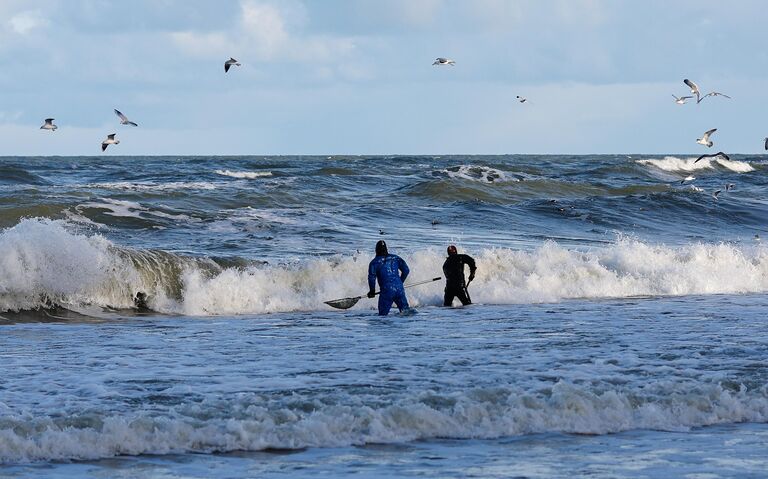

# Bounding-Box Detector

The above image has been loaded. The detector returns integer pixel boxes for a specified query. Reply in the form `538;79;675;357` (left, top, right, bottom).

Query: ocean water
2;154;768;478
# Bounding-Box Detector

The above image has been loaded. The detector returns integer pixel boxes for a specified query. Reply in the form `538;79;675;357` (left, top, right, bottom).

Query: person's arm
399;256;410;283
368;260;377;296
463;255;477;282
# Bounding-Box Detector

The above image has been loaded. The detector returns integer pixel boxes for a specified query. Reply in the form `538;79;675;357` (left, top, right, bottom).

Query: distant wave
1;380;766;463
215;169;273;179
637;156;755;173
79;181;218;191
4;219;768;315
440;165;519;183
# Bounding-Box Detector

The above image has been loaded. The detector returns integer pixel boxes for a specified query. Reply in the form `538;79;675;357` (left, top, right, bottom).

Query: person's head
447;245;458;256
376;240;388;256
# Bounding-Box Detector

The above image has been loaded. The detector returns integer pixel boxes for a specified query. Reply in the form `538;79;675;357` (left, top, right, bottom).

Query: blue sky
1;0;767;155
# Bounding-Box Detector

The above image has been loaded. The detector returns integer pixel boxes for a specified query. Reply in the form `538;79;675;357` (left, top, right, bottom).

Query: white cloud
7;9;50;35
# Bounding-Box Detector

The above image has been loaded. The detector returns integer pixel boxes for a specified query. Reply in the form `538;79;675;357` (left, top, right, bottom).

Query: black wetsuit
442;254;477;306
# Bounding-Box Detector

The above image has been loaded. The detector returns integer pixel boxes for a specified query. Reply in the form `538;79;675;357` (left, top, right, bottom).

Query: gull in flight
40;118;57;131
683;79;731;104
114;109;138;127
712;190;721;200
672;94;693;105
696;128;717;148
684;79;701;102
680;175;696;184
694;151;729;163
432;57;455;66
516;95;527;103
101;133;120;152
726;183;735;191
224;57;241;73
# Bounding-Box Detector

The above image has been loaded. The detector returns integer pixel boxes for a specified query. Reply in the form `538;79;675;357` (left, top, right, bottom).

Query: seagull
114;109;138;127
680;175;696;184
40;118;57;131
672;94;693;105
516;95;527;103
432;57;455;66
712;190;721;200
684;79;701;103
725;183;735;191
696;128;717;148
694;151;729;163
224;57;241;73
699;91;731;103
101;133;120;152
764;137;767;150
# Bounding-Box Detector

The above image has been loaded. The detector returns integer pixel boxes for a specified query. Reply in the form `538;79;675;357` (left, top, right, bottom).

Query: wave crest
3;219;768;315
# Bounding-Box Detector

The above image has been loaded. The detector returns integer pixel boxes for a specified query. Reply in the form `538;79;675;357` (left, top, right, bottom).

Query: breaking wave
215;169;273;179
3;218;768;315
1;381;766;463
637;156;755;173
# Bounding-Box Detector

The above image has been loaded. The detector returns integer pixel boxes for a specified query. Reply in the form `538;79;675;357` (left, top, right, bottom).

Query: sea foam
3;218;768;315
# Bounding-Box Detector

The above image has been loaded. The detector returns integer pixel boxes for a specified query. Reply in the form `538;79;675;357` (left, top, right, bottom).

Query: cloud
170;0;355;64
7;9;50;35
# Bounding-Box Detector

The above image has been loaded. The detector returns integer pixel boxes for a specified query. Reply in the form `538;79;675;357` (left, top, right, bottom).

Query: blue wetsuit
368;254;410;316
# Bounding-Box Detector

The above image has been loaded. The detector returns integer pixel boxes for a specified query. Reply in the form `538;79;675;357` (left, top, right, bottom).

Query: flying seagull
684;79;701;103
101;133;120;152
224;57;241;73
712;190;721;200
114;109;138;127
40;118;57;131
432;57;455;66
694;151;729;163
725;183;735;191
680;175;696;184
672;94;693;105
516;95;527;103
700;91;731;102
696;128;717;148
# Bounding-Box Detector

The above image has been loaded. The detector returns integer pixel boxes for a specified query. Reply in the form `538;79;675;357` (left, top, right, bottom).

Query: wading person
443;245;476;306
368;240;410;316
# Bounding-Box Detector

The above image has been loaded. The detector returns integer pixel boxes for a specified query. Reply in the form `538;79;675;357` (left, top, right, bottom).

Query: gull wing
114;109;128;122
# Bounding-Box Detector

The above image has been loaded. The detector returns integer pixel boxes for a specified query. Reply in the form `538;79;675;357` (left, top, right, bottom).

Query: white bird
712;190;721;200
680;175;696;184
432;57;455;66
101;133;120;152
672;94;693;105
696;128;717;148
516;95;527;103
40;118;57;131
699;91;731;103
725;183;735;191
684;79;701;103
224;57;241;73
114;109;138;127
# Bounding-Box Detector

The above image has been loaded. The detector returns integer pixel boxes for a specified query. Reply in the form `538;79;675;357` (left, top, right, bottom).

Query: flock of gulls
36;57;759;203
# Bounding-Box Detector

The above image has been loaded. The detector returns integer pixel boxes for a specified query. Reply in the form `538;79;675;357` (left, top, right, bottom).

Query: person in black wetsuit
442;245;476;306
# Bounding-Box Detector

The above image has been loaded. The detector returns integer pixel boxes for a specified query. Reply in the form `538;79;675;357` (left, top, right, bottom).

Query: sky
1;0;768;156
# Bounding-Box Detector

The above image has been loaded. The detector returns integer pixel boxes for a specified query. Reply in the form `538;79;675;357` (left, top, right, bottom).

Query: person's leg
456;287;471;305
393;291;409;312
378;293;393;316
443;288;455;307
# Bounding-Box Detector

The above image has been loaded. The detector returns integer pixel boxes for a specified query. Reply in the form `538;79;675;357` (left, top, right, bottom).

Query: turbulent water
2;155;768;478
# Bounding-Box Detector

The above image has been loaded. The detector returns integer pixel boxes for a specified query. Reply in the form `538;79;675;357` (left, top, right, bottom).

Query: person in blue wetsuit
367;240;410;316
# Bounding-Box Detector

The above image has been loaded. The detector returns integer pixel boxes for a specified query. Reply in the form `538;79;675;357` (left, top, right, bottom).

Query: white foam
215;169;273;179
77;199;197;222
443;165;518;183
77;181;218;191
1;381;766;463
4;219;768;315
637;156;755;173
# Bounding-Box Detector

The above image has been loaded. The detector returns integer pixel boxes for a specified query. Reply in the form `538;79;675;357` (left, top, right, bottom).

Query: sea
1;154;768;478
